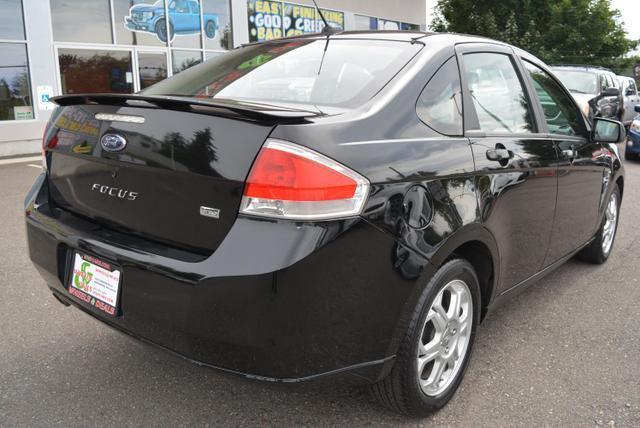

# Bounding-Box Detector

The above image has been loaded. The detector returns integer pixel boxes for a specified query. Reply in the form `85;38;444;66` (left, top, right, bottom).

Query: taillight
240;139;369;220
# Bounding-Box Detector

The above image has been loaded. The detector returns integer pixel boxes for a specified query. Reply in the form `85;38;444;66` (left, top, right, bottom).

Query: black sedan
25;31;625;416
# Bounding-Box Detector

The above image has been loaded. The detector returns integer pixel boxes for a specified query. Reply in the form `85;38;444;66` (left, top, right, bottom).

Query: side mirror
593;118;625;143
634;104;640;113
601;87;620;97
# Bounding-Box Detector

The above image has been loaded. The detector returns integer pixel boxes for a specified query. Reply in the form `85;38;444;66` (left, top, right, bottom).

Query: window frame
454;42;542;138
0;0;36;123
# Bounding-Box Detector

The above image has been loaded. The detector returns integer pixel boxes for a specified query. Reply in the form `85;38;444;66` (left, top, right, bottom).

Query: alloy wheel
602;192;618;256
416;279;473;397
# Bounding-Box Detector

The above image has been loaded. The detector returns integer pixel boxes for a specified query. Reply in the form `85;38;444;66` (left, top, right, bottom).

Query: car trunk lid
45;95;316;254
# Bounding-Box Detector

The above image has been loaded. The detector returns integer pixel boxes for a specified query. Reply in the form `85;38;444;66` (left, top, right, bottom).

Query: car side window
629;80;637;95
416;56;463;136
461;52;534;134
601;73;610;91
523;61;585;137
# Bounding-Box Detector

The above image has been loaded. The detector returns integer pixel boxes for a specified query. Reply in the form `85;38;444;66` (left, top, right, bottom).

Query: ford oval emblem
100;133;127;152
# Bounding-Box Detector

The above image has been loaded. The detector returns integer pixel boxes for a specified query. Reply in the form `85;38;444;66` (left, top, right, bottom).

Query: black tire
205;20;217;39
370;259;480;416
577;184;621;264
155;20;173;43
624;150;636;161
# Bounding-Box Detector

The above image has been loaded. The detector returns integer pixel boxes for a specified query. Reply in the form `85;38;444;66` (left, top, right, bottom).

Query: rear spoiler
51;93;323;123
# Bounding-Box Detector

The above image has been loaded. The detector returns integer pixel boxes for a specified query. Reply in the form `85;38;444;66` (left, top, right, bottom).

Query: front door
519;59;604;264
457;45;559;292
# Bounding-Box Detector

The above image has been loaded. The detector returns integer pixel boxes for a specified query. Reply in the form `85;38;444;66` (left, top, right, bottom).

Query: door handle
486;148;513;162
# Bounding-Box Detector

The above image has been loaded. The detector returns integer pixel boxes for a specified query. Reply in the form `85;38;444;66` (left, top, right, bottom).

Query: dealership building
0;0;426;157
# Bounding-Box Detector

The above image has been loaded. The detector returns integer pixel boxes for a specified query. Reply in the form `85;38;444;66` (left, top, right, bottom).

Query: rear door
457;43;558;292
519;58;603;264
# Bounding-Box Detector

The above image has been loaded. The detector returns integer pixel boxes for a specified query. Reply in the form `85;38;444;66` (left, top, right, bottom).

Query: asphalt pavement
1;153;638;427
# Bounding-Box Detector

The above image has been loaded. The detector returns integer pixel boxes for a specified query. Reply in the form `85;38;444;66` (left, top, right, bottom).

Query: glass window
462;52;534;134
417;57;462;136
600;73;609;91
0;43;33;121
168;0;202;48
553;69;599;95
378;19;399;30
523;60;585;137
0;0;25;40
145;39;422;109
58;49;133;94
50;0;112;44
203;0;232;50
138;52;167;89
401;22;421;31
354;14;377;31
171;49;202;73
628;80;637;95
114;0;167;46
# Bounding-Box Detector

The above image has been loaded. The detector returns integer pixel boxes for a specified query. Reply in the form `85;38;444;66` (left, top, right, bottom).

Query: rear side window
143;39;422;109
629;80;637;95
523;60;585;137
461;52;534;134
416;57;463;136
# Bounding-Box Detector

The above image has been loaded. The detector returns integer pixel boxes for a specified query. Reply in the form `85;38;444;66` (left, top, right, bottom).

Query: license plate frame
67;252;122;317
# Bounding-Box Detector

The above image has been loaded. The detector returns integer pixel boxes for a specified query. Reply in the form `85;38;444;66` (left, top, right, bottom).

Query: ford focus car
25;31;625;416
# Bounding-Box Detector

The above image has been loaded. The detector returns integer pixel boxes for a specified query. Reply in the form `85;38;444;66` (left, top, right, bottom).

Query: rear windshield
142;38;422;109
552;70;599;95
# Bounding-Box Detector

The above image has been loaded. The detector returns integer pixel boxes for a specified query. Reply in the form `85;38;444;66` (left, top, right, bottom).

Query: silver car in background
618;75;640;127
552;65;622;122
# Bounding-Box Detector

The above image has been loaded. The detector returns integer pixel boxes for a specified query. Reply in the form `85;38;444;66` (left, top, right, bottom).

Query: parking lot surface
1;154;639;427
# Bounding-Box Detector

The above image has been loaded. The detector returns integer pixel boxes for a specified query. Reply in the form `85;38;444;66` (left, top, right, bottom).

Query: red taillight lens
244;148;357;201
240;139;369;220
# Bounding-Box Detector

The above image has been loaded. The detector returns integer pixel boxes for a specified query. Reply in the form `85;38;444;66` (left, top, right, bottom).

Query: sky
426;0;640;42
611;0;640;41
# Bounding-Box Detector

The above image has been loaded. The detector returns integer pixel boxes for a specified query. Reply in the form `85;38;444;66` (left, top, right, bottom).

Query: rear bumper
25;174;427;382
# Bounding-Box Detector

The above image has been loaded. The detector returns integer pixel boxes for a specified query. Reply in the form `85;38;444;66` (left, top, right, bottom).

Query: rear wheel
370;259;480;416
578;185;620;264
625;150;636;161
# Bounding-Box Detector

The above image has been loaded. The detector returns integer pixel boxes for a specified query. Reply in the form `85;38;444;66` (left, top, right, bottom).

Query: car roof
241;30;502;47
551;65;614;74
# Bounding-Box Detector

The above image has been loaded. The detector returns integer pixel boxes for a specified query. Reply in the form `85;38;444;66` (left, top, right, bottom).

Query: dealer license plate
68;252;121;316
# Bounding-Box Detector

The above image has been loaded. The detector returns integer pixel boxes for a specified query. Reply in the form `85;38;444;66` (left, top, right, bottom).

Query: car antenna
312;0;339;35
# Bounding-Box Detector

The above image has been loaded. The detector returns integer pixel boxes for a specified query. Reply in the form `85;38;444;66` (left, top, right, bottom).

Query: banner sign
317;8;344;32
248;0;283;42
248;1;344;41
283;3;316;37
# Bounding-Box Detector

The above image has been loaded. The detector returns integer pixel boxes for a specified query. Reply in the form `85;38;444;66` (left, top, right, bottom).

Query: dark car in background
552;65;623;122
26;31;625;416
625;105;640;160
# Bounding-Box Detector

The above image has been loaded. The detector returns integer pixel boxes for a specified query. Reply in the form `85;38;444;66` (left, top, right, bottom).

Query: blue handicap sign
41;94;50;103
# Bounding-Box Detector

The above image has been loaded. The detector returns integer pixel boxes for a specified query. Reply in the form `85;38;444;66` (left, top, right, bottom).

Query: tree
431;0;638;72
